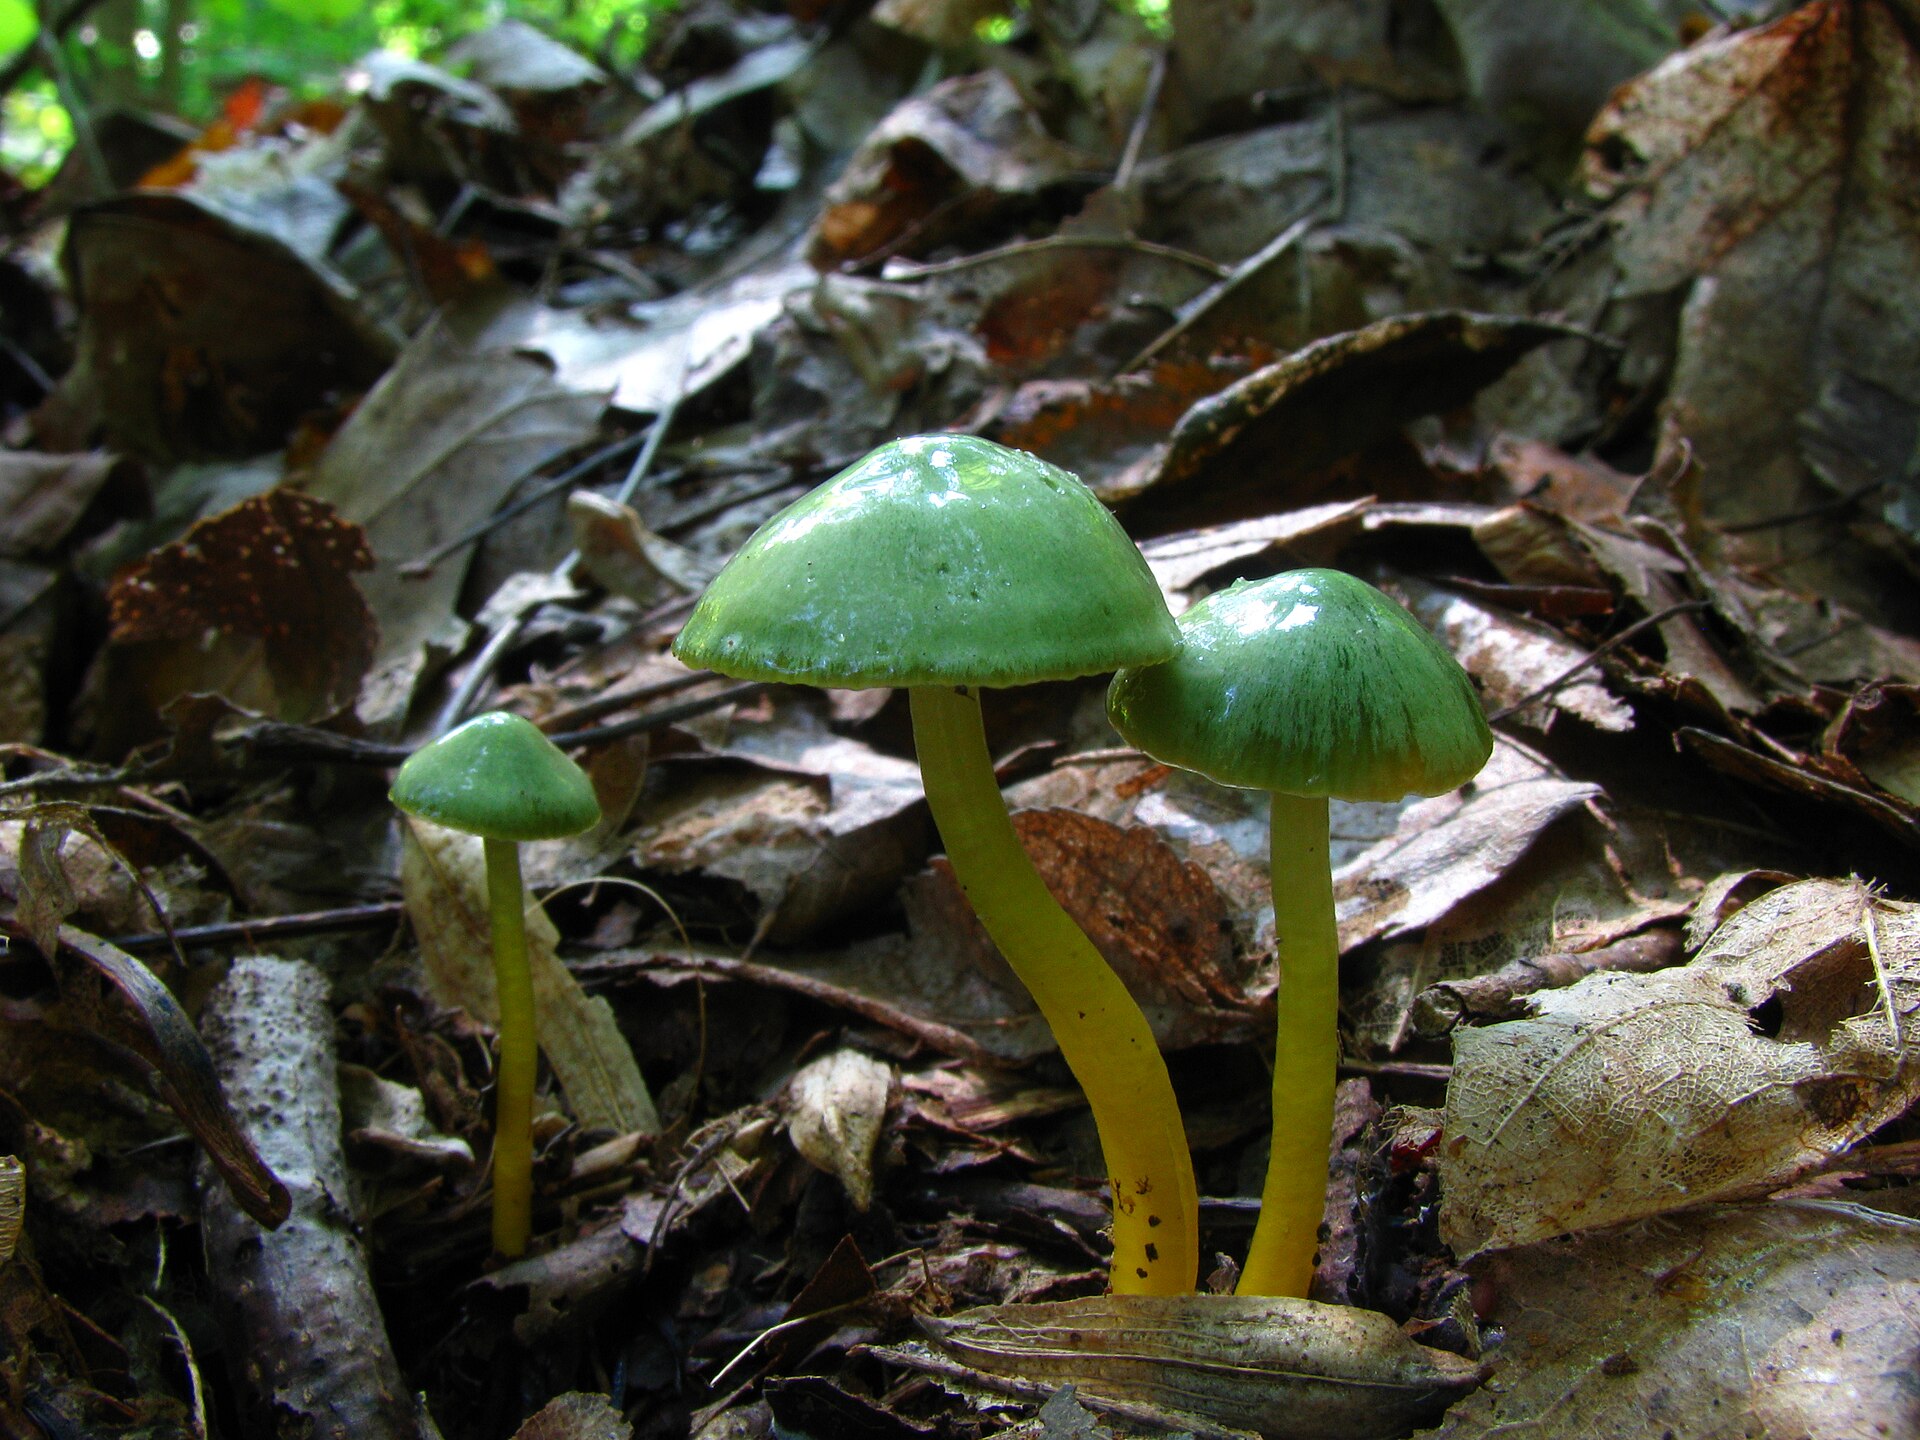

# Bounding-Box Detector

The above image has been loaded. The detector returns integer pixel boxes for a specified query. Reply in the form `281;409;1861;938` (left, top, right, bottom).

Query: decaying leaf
512;1392;634;1440
0;451;147;558
303;320;604;725
1335;738;1600;952
1440;878;1920;1255
0;1155;21;1264
1427;1200;1920;1440
54;191;395;460
890;1294;1483;1439
1112;312;1584;531
107;489;376;722
400;819;660;1136
786;1048;892;1211
810;70;1091;269
53;926;290;1228
1585;0;1920;611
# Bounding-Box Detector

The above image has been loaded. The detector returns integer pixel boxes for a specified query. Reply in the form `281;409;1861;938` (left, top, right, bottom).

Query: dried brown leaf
54;926;290;1228
1440;878;1920;1255
1584;0;1920;609
513;1394;633;1440
1427;1200;1920;1440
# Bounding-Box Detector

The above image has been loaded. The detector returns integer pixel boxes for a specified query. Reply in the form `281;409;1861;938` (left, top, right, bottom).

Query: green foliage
0;0;674;182
0;0;35;59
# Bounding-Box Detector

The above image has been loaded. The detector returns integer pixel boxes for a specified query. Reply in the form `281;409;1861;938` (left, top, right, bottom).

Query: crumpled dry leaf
1170;0;1463;116
786;1048;892;1211
400;819;660;1136
1335;738;1600;952
888;1294;1483;1440
1435;0;1676;144
337;1063;474;1172
634;700;928;942
303;319;603;725
1399;574;1634;735
910;806;1261;1057
445;20;607;94
1440;878;1920;1256
1426;1200;1920;1440
1111;312;1584;531
810;69;1091;270
460;258;814;416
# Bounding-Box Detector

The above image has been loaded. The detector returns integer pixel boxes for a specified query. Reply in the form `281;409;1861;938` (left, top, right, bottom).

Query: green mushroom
1107;569;1491;1298
674;434;1200;1295
390;710;601;1258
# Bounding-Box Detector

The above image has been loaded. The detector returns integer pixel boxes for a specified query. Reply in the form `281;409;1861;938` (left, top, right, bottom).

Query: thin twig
1485;599;1714;724
1114;45;1168;191
886;232;1228;282
546;680;768;748
400;431;651;577
110;902;407;957
1117;201;1324;376
438;397;682;732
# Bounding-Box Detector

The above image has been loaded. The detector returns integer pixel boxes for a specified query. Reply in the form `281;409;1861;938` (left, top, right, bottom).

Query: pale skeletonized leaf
400;820;659;1136
1440;878;1920;1255
785;1048;892;1211
0;1154;21;1263
1426;1200;1920;1440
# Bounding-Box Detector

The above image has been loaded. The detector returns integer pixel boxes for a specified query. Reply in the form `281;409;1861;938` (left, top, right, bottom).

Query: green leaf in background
0;0;37;58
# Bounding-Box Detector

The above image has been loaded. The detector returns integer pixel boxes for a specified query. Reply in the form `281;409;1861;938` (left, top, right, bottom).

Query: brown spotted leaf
108;489;375;722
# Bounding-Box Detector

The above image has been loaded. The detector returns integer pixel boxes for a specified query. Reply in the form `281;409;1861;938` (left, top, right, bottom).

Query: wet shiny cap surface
671;435;1178;688
390;711;601;840
1107;569;1493;801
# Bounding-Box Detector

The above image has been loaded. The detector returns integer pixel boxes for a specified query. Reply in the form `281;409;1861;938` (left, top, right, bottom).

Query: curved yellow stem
484;837;537;1258
1238;792;1337;1298
911;684;1198;1294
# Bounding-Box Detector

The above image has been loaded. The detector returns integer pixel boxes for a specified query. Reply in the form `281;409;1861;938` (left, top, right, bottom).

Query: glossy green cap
672;435;1178;688
390;711;601;840
1107;570;1493;801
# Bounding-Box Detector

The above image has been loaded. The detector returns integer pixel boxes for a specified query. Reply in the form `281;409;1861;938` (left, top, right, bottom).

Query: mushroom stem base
1238;791;1338;1298
911;683;1198;1295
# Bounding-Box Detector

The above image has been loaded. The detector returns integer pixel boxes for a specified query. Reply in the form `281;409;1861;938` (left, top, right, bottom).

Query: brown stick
196;957;427;1440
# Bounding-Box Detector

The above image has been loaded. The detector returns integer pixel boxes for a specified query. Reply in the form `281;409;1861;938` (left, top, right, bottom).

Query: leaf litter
1;1;1919;1437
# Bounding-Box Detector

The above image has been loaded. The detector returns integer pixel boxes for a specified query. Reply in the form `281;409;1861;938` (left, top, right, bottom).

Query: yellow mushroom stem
1237;791;1338;1297
483;836;539;1259
910;682;1198;1295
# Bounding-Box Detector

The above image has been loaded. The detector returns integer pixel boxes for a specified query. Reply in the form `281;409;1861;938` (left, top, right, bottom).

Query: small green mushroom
1107;569;1491;1297
390;710;600;1258
674;435;1201;1295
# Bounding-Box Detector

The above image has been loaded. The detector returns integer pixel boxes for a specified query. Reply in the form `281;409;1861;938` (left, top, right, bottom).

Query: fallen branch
197;956;428;1440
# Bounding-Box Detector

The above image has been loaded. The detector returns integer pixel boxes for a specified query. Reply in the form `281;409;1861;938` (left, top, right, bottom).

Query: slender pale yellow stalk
911;683;1198;1294
484;837;538;1258
1238;792;1338;1298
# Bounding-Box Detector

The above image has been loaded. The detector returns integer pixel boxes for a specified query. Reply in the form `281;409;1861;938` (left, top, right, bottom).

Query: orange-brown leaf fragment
109;489;376;721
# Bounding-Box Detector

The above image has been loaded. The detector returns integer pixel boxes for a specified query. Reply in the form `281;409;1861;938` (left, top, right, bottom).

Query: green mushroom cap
390;711;601;841
672;435;1178;688
1107;569;1493;802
